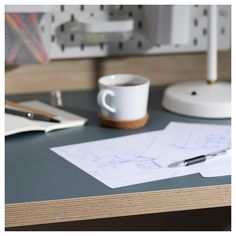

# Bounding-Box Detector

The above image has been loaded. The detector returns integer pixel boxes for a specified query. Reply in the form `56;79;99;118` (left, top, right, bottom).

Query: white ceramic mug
97;74;150;121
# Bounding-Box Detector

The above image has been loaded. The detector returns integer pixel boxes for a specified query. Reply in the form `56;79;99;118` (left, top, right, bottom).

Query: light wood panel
5;51;230;94
5;184;231;228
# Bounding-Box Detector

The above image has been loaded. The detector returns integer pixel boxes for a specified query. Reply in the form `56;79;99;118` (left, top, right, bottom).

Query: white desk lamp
162;5;231;118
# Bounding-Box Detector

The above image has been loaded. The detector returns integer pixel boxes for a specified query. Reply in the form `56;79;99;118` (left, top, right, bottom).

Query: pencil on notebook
5;100;56;118
5;107;61;123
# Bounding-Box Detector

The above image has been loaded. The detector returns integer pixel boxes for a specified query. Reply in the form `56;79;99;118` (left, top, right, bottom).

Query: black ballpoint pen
5;108;61;123
168;147;230;168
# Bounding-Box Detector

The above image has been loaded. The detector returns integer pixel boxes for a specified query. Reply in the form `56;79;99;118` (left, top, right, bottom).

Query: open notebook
5;100;87;136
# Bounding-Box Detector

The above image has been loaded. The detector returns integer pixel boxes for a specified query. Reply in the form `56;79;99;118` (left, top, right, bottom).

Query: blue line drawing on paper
51;123;231;188
60;132;162;179
170;130;231;150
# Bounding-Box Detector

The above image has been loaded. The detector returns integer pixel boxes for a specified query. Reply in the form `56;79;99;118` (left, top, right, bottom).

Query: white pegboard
45;5;231;59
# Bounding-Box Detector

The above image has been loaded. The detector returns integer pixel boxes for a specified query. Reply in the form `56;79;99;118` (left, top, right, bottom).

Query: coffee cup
97;74;150;121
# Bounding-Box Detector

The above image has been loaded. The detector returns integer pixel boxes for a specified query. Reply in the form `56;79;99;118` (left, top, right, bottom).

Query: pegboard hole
203;9;208;16
138;21;142;29
51;35;55;42
70;34;74;42
128;12;133;17
71;14;74;22
118;42;123;50
193;38;198;46
61;44;65;51
100;43;104;50
194;19;198;27
203;28;207;36
138;5;143;10
221;27;225;35
61;5;65;12
138;41;142;49
80;44;85;51
119;5;123;10
60;24;64;33
80;5;84;11
100;5;104;11
51;14;55;23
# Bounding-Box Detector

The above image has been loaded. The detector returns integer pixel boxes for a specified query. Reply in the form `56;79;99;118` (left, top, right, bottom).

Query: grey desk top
5;86;231;204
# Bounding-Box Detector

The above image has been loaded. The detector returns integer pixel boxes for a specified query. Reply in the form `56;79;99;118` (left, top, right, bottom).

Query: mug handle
97;89;116;113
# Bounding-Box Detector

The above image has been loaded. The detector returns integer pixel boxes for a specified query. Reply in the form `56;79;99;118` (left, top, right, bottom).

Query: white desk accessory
58;15;134;44
97;74;150;129
162;5;231;118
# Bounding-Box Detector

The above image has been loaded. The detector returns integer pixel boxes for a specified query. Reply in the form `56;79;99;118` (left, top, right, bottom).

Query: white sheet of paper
144;122;231;167
197;150;231;177
51;131;173;188
51;122;231;188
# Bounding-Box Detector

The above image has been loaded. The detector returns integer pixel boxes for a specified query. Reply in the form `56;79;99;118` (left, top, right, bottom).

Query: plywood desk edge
5;183;231;228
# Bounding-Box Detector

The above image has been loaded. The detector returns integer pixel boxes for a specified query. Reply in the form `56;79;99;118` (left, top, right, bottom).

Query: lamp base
162;81;231;118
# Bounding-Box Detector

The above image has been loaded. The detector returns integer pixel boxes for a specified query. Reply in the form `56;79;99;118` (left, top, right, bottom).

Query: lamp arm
207;5;218;84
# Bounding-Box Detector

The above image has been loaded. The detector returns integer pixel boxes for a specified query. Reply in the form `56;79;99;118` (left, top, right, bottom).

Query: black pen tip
50;118;61;123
